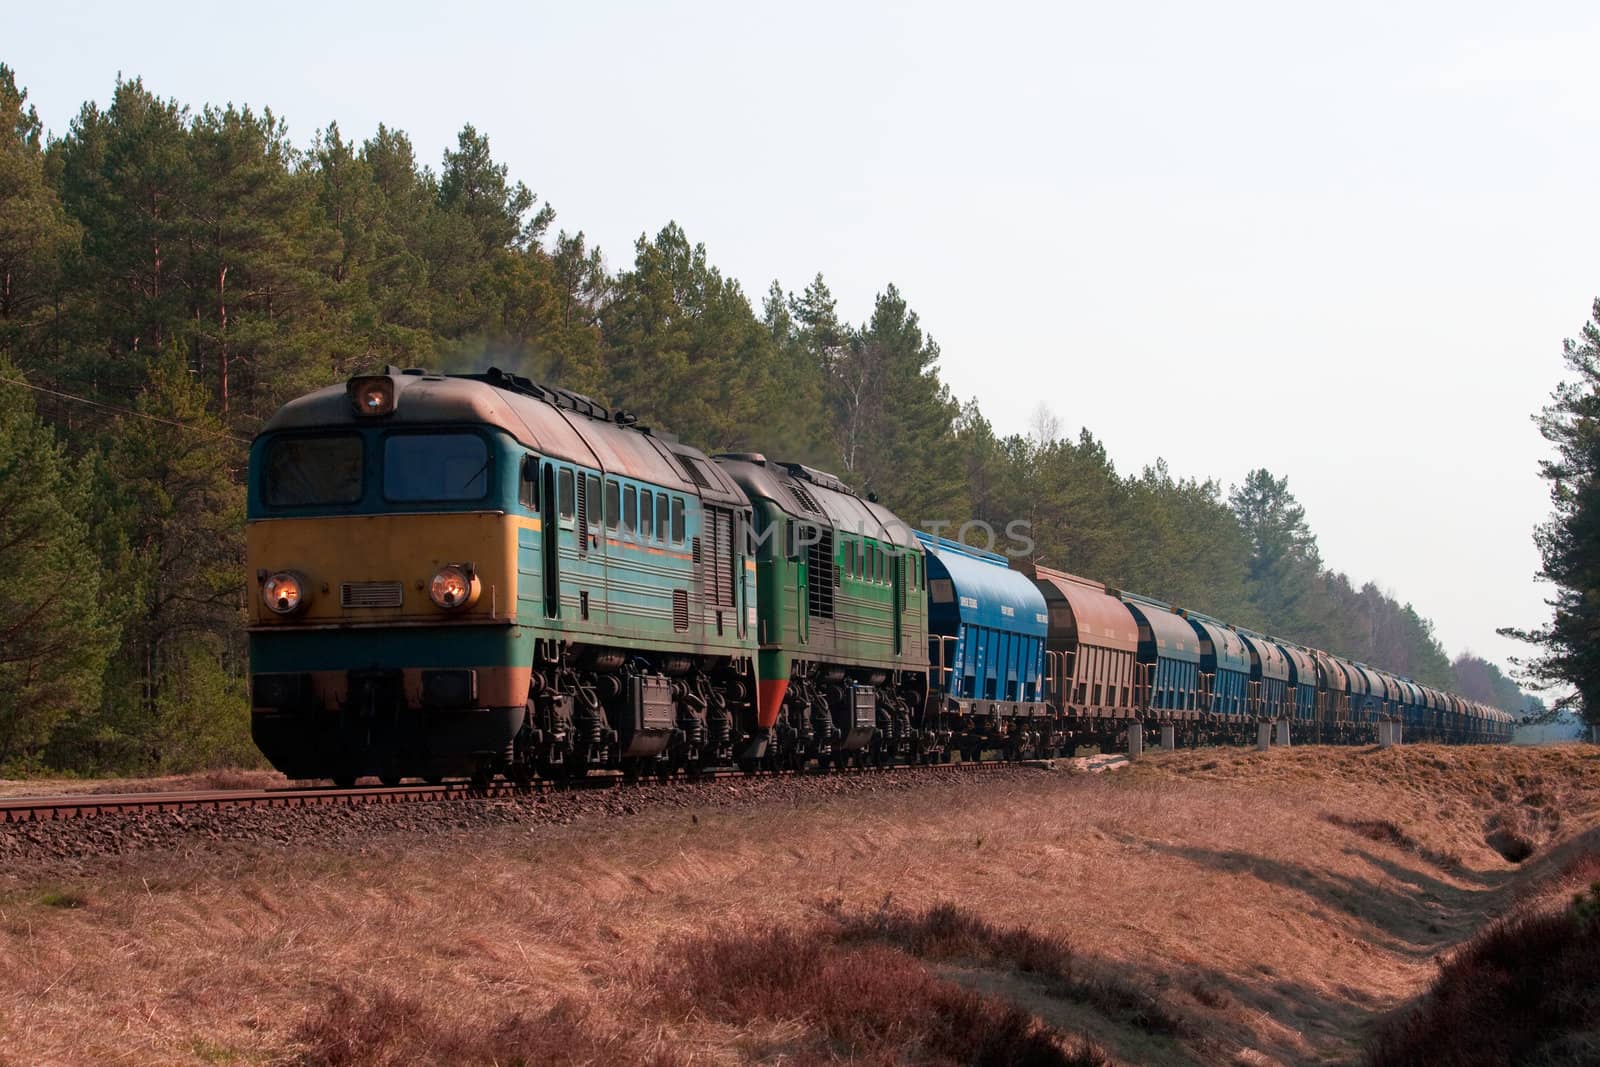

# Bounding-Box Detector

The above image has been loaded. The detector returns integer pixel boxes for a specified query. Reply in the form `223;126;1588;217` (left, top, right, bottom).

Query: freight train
246;368;1513;785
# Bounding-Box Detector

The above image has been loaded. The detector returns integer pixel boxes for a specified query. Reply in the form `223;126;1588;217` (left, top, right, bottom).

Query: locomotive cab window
519;455;539;508
670;497;685;543
623;485;637;534
263;433;363;507
656;492;670;541
605;480;620;531
383;432;489;502
639;490;653;539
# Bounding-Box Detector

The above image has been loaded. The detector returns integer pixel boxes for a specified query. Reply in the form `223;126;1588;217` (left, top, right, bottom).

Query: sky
6;0;1597;678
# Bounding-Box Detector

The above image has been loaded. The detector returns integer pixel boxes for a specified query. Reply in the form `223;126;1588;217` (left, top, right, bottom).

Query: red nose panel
756;678;789;730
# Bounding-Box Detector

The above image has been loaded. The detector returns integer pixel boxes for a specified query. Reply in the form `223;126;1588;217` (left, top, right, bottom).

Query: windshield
383;432;490;502
263;434;364;507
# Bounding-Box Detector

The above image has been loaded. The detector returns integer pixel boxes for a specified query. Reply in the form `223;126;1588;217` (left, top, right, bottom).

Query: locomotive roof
711;453;919;548
258;368;747;507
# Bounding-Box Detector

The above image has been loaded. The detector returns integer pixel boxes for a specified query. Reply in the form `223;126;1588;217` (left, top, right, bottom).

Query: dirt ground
1;743;1595;1066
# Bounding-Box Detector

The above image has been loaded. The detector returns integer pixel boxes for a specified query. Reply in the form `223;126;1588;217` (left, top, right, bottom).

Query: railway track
0;756;1085;824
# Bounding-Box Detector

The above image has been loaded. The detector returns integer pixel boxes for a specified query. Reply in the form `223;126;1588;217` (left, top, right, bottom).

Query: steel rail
0;758;1056;824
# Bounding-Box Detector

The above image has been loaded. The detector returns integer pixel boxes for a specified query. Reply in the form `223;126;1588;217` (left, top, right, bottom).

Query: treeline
0;65;1527;773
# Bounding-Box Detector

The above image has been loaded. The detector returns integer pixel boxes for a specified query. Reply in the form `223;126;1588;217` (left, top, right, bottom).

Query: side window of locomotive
383;432;489;502
623;485;637;536
656;492;670;542
264;433;364;507
639;489;653;540
558;469;575;521
605;480;620;531
586;475;601;530
519;455;538;509
671;497;686;543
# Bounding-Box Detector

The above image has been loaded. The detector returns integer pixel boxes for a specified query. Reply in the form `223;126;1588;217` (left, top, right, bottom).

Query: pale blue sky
7;0;1598;679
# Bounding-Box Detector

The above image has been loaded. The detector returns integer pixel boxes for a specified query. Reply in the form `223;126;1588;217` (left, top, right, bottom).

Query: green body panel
750;497;928;678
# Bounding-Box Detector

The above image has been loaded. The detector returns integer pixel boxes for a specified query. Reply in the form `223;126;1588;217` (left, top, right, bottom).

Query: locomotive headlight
346;375;395;416
428;564;480;610
262;571;310;615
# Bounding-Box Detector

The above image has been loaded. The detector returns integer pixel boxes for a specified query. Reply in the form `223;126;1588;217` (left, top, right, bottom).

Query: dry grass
0;743;1596;1065
654;921;1103;1066
0;767;289;798
1364;852;1600;1066
291;986;684;1067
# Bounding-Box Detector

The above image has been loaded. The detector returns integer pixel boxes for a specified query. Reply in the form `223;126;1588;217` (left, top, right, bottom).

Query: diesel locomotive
246;368;1513;784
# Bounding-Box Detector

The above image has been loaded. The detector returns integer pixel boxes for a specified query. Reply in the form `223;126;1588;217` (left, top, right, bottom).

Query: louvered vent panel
787;479;823;515
710;508;736;607
672;589;689;632
807;528;835;619
576;475;589;557
341;581;404;609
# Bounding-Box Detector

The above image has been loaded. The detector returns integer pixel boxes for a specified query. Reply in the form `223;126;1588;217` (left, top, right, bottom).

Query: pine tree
0;65;79;370
601;222;780;450
184;103;331;423
74;352;249;771
827;284;964;521
52;77;194;396
1499;298;1600;723
1229;468;1324;636
0;357;113;766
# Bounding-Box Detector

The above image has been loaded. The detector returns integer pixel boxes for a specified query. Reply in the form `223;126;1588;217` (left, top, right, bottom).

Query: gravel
0;764;1050;875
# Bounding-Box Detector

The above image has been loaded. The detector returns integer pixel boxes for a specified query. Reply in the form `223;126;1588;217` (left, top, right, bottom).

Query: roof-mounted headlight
262;571;311;615
429;564;480;610
347;375;395;417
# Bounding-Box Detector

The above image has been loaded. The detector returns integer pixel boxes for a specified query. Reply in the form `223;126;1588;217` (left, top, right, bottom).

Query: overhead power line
0;373;252;444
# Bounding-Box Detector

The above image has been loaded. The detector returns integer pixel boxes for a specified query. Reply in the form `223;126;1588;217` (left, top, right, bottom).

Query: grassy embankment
1;743;1596;1065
